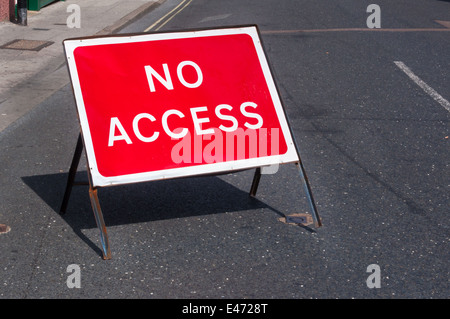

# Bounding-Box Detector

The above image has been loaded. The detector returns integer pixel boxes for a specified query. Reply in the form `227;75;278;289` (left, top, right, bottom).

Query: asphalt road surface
1;0;449;301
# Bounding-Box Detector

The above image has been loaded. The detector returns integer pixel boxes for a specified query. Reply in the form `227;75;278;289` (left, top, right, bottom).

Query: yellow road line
144;0;193;32
261;28;450;34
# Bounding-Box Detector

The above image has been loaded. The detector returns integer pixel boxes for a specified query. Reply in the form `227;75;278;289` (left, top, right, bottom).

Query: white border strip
64;26;299;187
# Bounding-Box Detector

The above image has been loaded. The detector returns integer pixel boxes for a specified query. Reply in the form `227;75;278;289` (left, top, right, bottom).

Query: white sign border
64;26;299;187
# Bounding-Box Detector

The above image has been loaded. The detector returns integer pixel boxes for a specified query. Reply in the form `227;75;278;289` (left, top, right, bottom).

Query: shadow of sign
22;172;276;256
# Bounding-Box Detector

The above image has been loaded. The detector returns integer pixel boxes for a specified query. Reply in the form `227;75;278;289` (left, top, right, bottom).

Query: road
0;0;448;300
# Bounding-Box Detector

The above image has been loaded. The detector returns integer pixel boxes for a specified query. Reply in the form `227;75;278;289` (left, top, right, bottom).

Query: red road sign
64;26;299;187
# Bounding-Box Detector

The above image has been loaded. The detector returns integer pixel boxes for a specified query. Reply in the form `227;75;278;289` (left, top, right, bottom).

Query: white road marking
394;61;450;113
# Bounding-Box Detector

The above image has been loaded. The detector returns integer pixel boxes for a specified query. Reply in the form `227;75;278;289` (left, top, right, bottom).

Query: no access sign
64;26;299;187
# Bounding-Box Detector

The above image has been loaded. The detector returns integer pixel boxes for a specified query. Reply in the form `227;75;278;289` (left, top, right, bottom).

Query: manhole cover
279;213;314;227
0;224;11;235
1;39;53;51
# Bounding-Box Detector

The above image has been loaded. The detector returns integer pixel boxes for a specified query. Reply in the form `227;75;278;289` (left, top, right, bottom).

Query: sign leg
249;167;262;197
60;133;83;215
88;187;112;260
295;162;322;227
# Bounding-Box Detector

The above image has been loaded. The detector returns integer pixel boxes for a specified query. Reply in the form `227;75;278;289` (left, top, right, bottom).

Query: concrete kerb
97;0;166;36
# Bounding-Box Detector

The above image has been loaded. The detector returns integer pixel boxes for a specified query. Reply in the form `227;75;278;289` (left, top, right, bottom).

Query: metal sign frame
60;25;321;260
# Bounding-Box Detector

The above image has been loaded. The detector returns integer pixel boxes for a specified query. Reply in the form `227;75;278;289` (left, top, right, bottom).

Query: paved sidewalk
0;0;164;133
